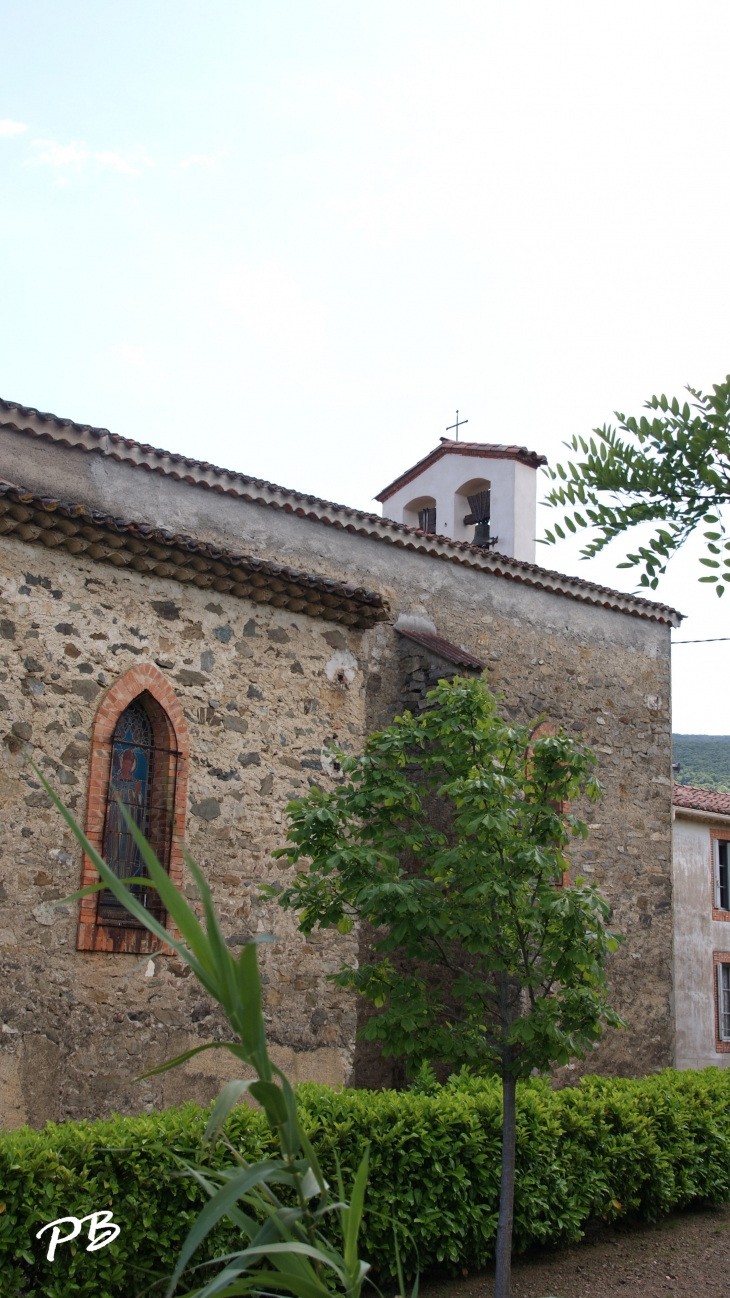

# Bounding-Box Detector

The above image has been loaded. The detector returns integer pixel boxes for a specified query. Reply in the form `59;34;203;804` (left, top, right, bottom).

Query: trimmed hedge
2;1068;730;1296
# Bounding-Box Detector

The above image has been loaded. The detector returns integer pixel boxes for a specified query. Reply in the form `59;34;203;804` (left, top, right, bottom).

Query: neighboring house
0;399;680;1126
673;784;730;1069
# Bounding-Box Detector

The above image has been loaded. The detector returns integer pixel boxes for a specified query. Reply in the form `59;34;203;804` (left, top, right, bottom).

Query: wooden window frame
714;951;730;1053
710;828;730;923
76;664;189;954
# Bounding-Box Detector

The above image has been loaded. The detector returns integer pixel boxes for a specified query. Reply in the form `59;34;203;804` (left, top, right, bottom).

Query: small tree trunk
494;966;517;1298
494;1070;517;1298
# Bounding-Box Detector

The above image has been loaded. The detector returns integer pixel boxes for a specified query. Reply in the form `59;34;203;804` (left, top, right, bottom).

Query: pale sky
1;1;729;733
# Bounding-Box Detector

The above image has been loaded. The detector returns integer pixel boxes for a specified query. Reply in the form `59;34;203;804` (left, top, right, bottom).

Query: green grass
673;735;730;792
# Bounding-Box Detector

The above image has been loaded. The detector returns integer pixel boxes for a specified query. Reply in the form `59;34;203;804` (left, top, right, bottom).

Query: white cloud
94;149;141;176
31;139;89;169
29;139;151;175
0;119;28;137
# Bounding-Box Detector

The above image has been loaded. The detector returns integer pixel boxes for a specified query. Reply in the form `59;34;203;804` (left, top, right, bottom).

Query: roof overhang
673;805;730;827
0;480;390;630
0;399;682;628
375;438;548;504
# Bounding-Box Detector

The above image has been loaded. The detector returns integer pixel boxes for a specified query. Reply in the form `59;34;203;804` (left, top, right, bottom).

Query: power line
672;637;730;644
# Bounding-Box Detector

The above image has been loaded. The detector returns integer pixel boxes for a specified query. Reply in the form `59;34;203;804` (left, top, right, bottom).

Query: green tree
274;677;624;1298
542;375;730;594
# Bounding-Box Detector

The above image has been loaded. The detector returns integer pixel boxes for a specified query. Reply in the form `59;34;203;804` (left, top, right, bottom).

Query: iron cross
446;410;468;441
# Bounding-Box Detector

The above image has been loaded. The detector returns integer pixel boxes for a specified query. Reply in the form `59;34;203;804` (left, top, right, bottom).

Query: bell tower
375;437;547;563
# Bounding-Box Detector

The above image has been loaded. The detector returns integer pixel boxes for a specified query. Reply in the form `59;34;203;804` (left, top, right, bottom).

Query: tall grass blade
202;1080;257;1148
342;1148;369;1274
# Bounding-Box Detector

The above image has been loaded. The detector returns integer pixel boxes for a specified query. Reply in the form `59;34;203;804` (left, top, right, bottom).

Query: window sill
77;920;165;955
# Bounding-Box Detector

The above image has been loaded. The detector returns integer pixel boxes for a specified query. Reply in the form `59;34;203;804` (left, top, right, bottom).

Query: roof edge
375;439;548;503
0;400;683;628
673;804;730;825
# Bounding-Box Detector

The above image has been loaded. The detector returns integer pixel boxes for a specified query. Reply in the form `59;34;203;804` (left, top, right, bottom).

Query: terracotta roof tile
375;437;548;502
396;628;486;670
0;398;682;628
673;785;730;815
0;479;389;630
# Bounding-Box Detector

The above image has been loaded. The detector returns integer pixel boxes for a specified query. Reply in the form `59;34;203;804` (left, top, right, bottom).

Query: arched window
98;696;179;928
77;664;189;955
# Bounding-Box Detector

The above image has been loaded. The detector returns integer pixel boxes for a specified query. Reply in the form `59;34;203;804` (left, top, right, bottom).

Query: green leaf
136;1041;248;1081
165;1162;284;1295
202;1080;258;1148
342;1147;370;1275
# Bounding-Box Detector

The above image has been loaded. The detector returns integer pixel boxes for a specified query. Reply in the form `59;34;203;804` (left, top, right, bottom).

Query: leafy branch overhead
542;376;730;593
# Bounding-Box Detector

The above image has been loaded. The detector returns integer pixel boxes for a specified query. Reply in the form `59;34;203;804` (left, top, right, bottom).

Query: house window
418;506;436;533
76;665;189;955
715;840;730;912
717;961;730;1045
98;697;179;928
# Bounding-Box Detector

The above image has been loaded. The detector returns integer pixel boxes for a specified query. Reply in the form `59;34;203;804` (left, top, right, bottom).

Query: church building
0;399;678;1126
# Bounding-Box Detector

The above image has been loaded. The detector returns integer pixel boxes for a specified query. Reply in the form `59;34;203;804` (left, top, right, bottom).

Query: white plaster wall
381;451;538;561
672;815;730;1069
513;461;538;563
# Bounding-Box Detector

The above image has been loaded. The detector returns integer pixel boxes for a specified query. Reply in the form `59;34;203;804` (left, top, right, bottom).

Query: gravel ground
421;1202;730;1297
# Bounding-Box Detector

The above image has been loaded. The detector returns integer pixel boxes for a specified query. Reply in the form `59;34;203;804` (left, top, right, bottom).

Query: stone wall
0;538;362;1126
0;433;675;1124
358;612;673;1087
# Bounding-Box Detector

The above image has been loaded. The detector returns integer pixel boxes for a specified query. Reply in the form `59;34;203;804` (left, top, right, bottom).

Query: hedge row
3;1068;730;1297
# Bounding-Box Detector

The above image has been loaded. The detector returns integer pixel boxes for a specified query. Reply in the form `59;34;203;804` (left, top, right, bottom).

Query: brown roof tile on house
0;398;683;627
0;480;389;630
396;628;486;670
673;785;730;816
375;437;548;503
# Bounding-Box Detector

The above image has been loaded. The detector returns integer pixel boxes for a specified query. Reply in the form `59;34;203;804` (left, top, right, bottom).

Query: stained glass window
98;696;177;927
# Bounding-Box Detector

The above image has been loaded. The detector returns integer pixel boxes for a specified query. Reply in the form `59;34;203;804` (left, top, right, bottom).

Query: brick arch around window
76;663;189;955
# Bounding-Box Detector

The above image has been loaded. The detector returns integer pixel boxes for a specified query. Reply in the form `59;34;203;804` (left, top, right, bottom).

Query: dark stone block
72;680;101;701
222;715;249;734
191;798;220;821
176;669;208;686
151;600;180;620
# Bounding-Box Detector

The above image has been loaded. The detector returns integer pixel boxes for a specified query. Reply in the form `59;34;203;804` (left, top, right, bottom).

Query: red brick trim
713;951;730;1053
76;663;189;955
709;828;730;923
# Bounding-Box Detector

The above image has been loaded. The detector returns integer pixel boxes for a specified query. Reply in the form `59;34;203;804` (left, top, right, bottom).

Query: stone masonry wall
0;439;675;1122
360;591;673;1088
0;537;364;1127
